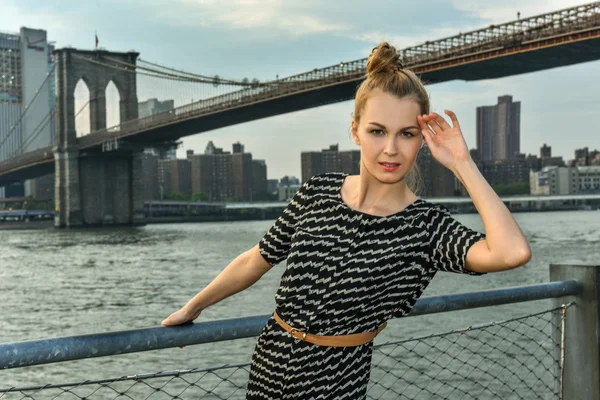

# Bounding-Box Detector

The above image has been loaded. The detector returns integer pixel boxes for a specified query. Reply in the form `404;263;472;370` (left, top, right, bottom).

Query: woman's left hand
417;110;471;171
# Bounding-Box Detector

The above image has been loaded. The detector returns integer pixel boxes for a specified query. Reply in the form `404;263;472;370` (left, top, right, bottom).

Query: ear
351;120;360;146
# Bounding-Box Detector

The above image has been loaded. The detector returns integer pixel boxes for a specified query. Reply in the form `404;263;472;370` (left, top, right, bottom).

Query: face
351;90;423;185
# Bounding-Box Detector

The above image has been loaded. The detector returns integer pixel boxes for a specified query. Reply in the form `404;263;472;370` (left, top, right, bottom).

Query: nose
383;136;398;156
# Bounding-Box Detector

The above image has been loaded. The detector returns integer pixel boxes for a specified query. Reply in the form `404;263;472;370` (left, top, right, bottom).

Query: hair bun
367;42;403;76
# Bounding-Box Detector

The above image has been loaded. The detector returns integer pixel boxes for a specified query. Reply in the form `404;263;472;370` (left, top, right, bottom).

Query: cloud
0;3;78;37
4;0;598;180
452;0;593;23
157;0;347;36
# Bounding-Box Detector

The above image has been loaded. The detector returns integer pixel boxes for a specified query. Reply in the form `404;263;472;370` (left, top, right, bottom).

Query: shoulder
304;172;347;195
413;200;453;227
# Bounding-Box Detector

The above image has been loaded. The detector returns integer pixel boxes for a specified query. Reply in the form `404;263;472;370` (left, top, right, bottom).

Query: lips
379;162;401;172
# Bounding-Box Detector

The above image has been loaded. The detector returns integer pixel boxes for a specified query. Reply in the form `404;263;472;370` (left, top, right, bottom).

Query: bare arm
161;244;272;326
419;110;531;274
452;158;532;273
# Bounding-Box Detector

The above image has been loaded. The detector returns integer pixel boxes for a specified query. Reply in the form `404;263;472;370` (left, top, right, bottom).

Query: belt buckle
290;328;307;341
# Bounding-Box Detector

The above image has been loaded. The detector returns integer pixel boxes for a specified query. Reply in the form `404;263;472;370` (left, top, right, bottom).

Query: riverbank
1;206;598;230
0;220;54;230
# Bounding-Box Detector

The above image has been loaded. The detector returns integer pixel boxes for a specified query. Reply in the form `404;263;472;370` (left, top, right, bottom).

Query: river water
0;210;599;397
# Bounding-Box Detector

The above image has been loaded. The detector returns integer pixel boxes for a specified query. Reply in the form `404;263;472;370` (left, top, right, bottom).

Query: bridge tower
54;48;145;227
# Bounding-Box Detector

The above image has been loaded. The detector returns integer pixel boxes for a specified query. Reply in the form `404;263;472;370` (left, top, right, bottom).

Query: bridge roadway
1;3;600;186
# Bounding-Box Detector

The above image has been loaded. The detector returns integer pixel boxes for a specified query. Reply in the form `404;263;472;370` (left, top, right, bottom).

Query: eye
370;129;384;135
401;131;416;137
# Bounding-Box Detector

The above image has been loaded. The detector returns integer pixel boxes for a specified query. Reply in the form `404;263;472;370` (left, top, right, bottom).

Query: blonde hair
354;42;429;194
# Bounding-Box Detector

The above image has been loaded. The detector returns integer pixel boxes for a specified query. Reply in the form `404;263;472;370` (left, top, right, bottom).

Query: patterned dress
246;172;486;399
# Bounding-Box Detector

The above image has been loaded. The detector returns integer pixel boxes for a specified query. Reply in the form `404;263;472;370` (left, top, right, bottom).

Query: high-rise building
141;152;160;200
540;143;552;159
232;152;253;201
301;151;323;183
158;159;172;199
530;166;600;195
252;160;268;200
158;158;192;198
29;173;54;200
476;95;521;161
0;27;55;198
191;141;265;201
415;145;455;198
301;144;361;183
138;98;174;118
340;150;361;175
138;98;176;160
232;142;244;154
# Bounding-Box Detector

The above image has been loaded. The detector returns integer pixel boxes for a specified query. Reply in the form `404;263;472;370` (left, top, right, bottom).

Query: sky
3;0;599;179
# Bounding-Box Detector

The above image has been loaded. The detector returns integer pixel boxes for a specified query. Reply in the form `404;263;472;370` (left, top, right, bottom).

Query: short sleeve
258;177;312;266
428;205;486;275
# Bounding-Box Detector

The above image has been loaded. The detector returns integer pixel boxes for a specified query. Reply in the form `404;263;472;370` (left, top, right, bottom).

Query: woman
162;42;531;399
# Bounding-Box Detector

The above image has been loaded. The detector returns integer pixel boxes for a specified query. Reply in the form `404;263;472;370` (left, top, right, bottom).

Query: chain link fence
0;304;570;400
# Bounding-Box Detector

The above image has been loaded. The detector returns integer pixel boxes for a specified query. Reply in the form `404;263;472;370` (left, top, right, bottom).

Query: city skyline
1;0;598;180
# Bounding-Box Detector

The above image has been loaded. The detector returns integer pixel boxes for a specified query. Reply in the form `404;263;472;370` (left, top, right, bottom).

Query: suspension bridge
0;2;599;227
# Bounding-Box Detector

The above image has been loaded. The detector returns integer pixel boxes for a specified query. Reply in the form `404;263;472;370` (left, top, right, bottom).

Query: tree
492;182;530;196
192;192;208;201
213;75;220;88
168;192;188;201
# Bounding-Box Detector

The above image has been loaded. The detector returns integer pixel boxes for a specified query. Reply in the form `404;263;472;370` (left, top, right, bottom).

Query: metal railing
2;267;596;399
0;305;570;399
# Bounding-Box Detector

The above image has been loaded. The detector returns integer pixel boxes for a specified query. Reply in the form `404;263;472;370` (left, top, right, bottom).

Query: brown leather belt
273;311;387;347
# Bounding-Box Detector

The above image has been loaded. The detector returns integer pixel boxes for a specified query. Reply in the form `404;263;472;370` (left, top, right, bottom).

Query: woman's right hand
161;305;202;327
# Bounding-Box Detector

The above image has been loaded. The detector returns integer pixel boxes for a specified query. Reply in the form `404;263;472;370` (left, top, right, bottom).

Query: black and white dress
246;172;486;399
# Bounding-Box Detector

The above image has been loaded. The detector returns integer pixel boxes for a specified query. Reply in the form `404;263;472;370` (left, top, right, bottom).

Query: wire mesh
0;304;569;400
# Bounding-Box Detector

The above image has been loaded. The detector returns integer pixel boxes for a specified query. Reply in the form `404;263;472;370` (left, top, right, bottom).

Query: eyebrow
367;122;420;131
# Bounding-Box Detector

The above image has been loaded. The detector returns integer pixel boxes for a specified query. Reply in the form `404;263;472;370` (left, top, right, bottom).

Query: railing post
550;264;600;399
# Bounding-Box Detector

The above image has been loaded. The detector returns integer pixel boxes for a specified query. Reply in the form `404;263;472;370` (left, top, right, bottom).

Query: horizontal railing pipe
0;280;582;370
409;280;582;316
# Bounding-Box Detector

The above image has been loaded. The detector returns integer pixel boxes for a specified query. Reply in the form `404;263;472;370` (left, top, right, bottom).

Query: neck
346;165;417;213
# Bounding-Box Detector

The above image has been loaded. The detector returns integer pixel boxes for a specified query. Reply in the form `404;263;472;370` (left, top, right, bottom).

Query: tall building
138;98;176;159
476;95;521;161
158;158;191;198
252;160;268;200
138;98;174;118
301;144;361;183
0;27;55;198
340;150;361;176
540;143;552;159
141;152;160;200
191;141;266;201
28;173;54;200
416;145;455;198
301;151;323;183
530;166;600;195
190;141;267;201
571;147;600;167
232;152;253;201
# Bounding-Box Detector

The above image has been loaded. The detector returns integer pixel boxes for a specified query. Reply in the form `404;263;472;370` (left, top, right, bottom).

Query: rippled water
0;210;598;392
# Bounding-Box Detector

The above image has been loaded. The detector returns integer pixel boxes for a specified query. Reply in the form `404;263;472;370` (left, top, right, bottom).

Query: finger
421;127;434;145
444;110;460;129
430;112;451;130
423;115;443;135
418;115;436;137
